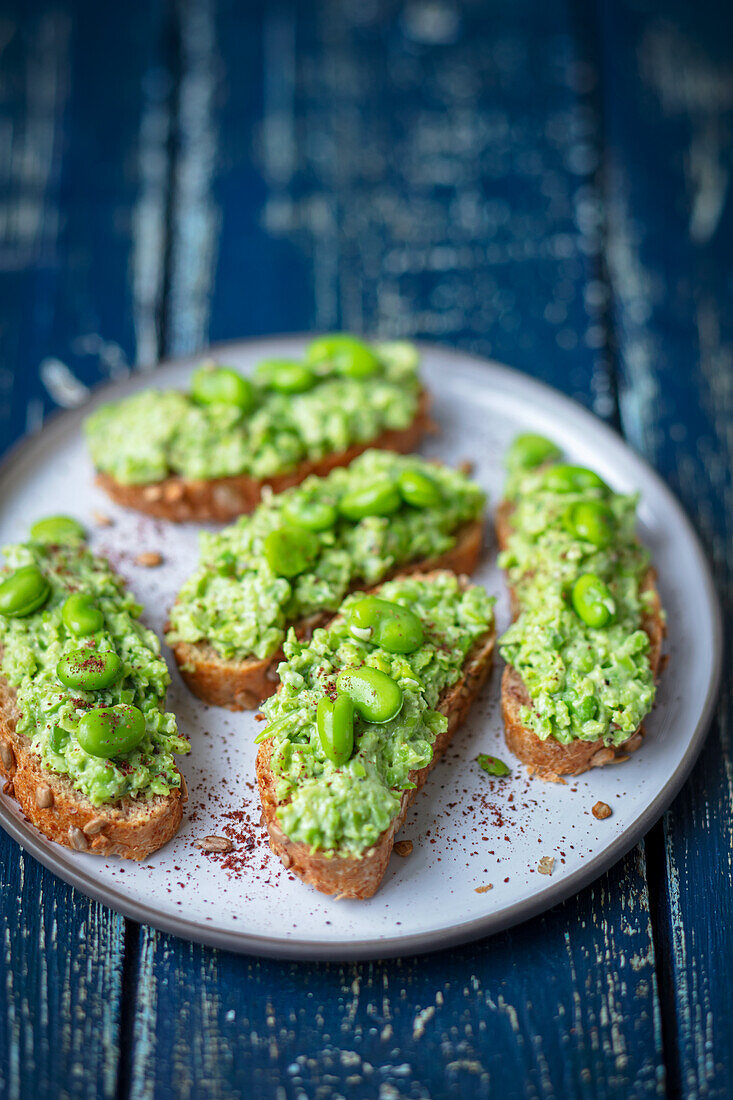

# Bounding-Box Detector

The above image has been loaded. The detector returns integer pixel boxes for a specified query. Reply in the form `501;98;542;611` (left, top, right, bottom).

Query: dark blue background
0;1;731;1096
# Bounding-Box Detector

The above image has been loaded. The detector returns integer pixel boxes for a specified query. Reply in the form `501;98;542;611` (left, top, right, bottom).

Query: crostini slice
496;436;665;780
256;571;496;899
167;450;486;710
0;524;189;859
86;337;430;523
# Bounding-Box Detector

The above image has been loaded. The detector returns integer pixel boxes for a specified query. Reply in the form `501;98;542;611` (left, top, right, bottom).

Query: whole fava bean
571;572;615;629
347;596;424;654
542;464;609;494
30;515;86;545
282;496;337;532
0;566;51;618
338;480;401;521
254;359;316;394
77;704;146;759
57;648;124;691
563;500;614;548
336;666;403;724
62;593;104;636
306;334;381;379
190;364;254;411
316;693;355;766
263;525;320;578
505;433;562;471
397;467;442;509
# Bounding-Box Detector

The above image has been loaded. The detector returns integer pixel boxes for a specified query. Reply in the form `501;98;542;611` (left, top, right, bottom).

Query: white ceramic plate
0;339;722;959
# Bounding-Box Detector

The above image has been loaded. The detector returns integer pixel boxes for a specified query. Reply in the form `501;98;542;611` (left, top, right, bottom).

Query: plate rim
0;336;723;960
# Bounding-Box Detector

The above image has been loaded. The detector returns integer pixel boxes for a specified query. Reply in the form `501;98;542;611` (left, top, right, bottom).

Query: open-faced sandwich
85;336;429;522
0;516;189;859
255;571;495;898
496;434;665;779
166;450;486;710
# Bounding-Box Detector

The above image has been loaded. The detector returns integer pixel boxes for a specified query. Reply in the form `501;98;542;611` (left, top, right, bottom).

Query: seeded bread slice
171;517;484;711
495;500;665;780
256;571;496;899
0;677;185;860
95;391;431;523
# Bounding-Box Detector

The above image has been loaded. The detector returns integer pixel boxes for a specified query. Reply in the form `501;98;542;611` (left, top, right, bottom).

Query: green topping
166;450;486;663
84;339;419;485
255;359;316;394
338;479;401;521
260;572;495;856
0;566;51;618
499;443;657;747
316;694;355;765
62;593;104;636
505;433;562;472
0;539;189;805
571;573;615;628
190;363;255;410
336;667;404;724
77;704;146;759
30;515;86;545
282;495;338;532
263;526;320;578
56;647;124;691
540;464;609;495
476;754;511;777
306;334;381;378
397;467;442;508
346;596;424;654
563;500;614;548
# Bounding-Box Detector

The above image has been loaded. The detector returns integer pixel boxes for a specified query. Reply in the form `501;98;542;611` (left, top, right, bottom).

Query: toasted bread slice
96;391;431;523
0;677;185;861
256;571;496;899
496;500;665;779
172;517;484;710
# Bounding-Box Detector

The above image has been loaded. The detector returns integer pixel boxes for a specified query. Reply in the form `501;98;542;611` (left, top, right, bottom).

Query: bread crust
256;571;496;899
496;500;665;779
0;677;184;860
96;390;431;523
172;517;484;710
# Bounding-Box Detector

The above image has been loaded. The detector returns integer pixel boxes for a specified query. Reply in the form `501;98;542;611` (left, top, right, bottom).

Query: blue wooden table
1;1;731;1096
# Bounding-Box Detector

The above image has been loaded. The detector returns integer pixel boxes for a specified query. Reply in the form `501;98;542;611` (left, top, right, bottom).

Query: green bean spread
498;436;659;746
258;573;495;856
0;527;189;805
166;449;485;663
84;337;421;485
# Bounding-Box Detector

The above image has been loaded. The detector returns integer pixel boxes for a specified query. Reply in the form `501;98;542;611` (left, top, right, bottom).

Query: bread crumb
193;835;233;853
136;552;163;568
538;856;555;875
394;840;413;857
92;511;113;527
474;883;493;894
592;801;612;820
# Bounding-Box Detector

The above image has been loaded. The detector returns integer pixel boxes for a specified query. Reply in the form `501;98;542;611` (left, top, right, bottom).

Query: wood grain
602;2;733;1094
1;0;731;1096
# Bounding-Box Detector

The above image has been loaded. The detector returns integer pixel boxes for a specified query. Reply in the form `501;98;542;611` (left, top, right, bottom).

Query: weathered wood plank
601;1;733;1094
0;1;171;1096
132;3;666;1096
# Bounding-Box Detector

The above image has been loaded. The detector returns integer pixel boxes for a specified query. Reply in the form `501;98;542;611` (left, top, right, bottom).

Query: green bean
336;666;403;723
0;565;51;618
346;596;424;654
316;694;355;765
571;573;614;628
264;526;320;577
77;704;146;758
30;515;86;545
